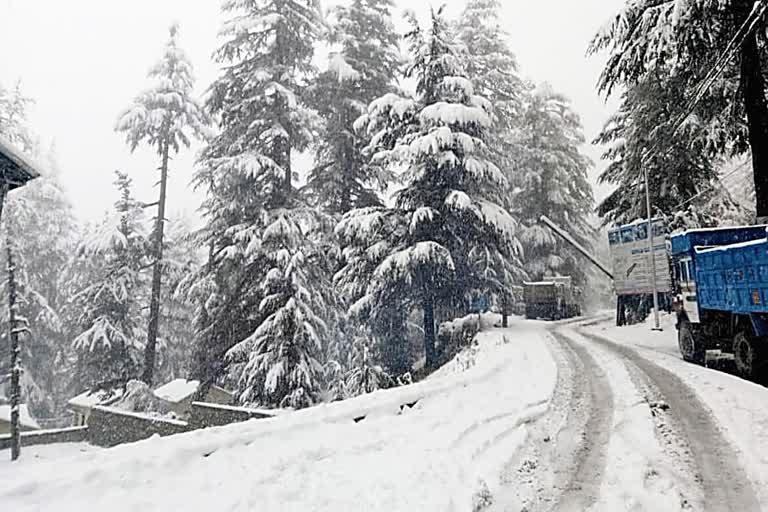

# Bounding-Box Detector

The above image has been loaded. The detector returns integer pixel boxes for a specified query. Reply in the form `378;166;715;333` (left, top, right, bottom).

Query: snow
696;237;767;253
68;388;125;409
327;52;360;83
190;401;283;417
419;102;492;128
0;404;39;430
583;313;768;506
0;318;558;512
153;379;201;403
0;443;99;471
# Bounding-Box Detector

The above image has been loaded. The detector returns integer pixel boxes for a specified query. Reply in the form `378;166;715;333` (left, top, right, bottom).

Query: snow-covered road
485;314;768;511
5;313;768;512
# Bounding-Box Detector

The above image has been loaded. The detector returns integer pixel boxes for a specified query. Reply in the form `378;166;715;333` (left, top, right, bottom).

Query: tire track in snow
578;329;761;512
488;330;614;512
549;331;615;512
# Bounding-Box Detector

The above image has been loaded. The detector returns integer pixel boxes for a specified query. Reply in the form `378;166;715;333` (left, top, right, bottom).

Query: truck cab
671;225;768;379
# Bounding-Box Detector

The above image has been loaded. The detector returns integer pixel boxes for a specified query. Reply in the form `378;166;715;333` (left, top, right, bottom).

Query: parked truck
523;277;581;320
671;225;768;380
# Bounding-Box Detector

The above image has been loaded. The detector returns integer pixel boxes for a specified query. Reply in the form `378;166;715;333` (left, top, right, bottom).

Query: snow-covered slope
0;318;557;512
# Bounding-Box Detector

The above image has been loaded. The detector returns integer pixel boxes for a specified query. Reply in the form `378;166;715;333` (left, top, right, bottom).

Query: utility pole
6;239;22;461
644;167;662;331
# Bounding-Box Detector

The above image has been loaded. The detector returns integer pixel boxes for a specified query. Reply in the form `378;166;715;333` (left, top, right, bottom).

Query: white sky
0;0;622;224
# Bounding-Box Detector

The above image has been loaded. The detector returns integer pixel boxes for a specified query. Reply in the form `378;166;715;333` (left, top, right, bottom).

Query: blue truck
671;225;768;379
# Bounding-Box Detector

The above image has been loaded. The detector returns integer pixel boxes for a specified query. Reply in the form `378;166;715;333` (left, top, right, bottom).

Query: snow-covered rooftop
0;404;39;430
68;388;124;409
696;238;768;254
153;379;201;403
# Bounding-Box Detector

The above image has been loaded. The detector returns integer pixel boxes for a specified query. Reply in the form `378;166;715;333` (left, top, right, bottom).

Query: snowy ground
0;443;99;473
7;313;768;511
0;315;557;512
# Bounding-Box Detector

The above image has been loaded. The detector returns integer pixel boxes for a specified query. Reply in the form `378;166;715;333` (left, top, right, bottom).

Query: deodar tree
595;72;747;230
513;83;594;285
457;0;527;324
305;0;401;215
339;7;522;371
0;84;79;420
190;0;329;408
115;24;208;385
65;173;148;392
590;0;768;221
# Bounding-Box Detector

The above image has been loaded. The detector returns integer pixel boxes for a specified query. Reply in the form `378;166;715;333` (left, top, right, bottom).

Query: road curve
576;328;761;512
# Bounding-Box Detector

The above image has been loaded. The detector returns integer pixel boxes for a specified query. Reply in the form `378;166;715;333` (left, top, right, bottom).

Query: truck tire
733;332;765;381
678;319;705;365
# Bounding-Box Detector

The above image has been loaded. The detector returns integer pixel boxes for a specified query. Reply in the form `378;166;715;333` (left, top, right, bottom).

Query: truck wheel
678;320;705;365
733;332;764;381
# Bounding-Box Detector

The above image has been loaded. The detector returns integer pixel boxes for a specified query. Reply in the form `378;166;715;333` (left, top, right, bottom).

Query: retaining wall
87;406;190;448
0;426;89;450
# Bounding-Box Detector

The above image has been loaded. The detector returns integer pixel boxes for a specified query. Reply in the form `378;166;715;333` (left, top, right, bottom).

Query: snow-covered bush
437;315;480;365
112;380;171;416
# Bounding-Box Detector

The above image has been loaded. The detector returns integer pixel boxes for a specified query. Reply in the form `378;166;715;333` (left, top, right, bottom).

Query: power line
640;0;768;170
633;2;768;212
671;160;751;212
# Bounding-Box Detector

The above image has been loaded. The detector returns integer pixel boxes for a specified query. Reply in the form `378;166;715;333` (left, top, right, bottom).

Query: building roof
153;379;201;403
0;135;42;190
68;388;125;410
0;404;40;429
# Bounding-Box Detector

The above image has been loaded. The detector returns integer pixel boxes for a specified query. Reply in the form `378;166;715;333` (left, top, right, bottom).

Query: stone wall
189;402;276;429
87;406;190;448
0;426;89;451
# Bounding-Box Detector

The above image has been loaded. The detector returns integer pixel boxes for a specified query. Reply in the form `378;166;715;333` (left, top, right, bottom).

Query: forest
0;0;755;425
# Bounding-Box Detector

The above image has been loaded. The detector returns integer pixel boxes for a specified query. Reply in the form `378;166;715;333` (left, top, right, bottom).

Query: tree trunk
423;292;437;370
142;140;170;385
740;27;768;219
6;240;21;461
502;293;509;328
283;137;292;200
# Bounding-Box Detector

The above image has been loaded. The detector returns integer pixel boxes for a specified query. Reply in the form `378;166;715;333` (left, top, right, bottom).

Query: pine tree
0;86;77;421
191;0;329;408
512;83;594;285
595;72;746;229
64;172;148;393
457;0;527;324
0;82;35;152
457;0;523;137
590;0;768;220
340;7;522;371
304;0;401;214
116;24;208;385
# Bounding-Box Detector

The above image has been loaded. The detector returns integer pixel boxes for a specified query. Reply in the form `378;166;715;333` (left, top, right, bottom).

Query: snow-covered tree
340;7;523;371
457;0;527;323
0;87;77;421
190;0;330;408
512;83;593;285
596;72;746;229
344;333;393;396
457;0;523;140
224;214;327;408
304;0;401;214
0;82;35;152
155;215;200;382
590;0;767;219
116;24;208;385
64;172;148;393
